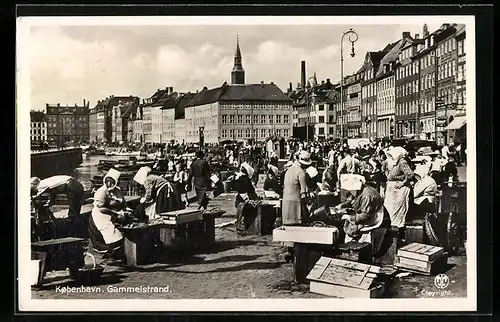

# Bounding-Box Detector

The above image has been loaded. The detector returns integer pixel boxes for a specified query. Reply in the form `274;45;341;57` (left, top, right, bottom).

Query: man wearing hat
31;175;84;220
282;151;312;227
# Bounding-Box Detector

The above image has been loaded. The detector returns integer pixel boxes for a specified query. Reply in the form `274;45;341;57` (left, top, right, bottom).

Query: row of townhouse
290;23;467;145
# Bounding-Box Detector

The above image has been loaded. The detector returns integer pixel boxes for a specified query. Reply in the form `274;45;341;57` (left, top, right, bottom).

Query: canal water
71;154;126;191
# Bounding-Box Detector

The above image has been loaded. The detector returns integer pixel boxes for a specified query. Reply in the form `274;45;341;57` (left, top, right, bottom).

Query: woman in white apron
89;169;128;253
133;166;175;220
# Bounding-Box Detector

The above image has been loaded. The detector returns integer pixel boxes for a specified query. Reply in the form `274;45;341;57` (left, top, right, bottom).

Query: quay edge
31;148;83;179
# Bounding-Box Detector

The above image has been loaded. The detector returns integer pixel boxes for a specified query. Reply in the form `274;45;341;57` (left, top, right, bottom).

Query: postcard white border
17;15;476;312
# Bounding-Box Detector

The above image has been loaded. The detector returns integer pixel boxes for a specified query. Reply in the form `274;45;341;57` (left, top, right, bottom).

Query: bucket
30;260;43;287
70;252;104;286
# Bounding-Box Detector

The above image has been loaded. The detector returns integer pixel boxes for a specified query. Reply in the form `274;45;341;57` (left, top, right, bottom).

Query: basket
70;252;104;286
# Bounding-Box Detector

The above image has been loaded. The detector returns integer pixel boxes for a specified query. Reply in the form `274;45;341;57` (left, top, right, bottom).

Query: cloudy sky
24;21;445;111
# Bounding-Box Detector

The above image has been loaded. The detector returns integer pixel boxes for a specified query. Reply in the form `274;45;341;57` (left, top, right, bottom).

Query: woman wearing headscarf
410;163;438;220
384;146;414;230
133;166;177;221
333;174;390;245
234;162;258;209
263;163;282;196
88;169;129;254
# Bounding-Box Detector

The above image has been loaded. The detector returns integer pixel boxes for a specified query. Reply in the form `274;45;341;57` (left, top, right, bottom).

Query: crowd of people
30;137;465;262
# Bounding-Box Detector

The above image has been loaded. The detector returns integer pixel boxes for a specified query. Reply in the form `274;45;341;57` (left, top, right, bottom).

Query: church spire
231;35;245;85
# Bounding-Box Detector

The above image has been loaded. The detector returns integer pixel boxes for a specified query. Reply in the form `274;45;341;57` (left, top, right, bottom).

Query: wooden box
31;237;86;272
293;243;325;284
395;243;447;275
199;214;216;250
273;226;340;245
244;203;277;236
372;226;403;266
121;226;159;266
307;257;384;298
158;208;203;225
405;219;426;244
337;242;372;264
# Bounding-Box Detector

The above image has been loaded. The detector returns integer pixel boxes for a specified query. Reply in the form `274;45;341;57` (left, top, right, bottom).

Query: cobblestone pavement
32;175;467;300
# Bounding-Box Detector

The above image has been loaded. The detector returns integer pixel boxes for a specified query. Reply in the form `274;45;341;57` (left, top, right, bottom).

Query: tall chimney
83;99;86;106
289;82;293;92
402;32;411;39
301;61;306;89
415;34;420;39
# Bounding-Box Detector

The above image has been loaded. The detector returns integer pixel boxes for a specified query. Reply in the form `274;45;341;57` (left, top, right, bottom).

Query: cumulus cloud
22;22;446;111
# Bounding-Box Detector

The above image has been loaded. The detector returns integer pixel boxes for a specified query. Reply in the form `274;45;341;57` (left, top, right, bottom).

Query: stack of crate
306;257;385;298
395;243;447;275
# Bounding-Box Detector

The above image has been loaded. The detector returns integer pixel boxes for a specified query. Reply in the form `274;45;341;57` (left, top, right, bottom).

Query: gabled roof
376;39;404;76
219;83;290;102
175;93;197;119
186;83;228;107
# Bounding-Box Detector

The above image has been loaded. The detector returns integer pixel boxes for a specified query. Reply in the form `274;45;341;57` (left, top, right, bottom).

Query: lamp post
340;29;358;141
306;76;317;142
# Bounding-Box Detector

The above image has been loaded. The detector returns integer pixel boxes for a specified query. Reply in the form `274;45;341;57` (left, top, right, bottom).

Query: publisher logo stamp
434;274;450;289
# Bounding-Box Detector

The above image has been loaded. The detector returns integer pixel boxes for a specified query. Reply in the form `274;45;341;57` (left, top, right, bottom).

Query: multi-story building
413;24;438;140
361;51;385;139
434;23;460;146
345;73;362;138
445;24;467;144
140;90;166;144
183;39;292;144
160;90;181;144
30;111;47;145
129;106;143;143
335;82;348;138
89;95;139;144
395;32;424;138
45;100;90;146
173;93;196;143
309;79;335;140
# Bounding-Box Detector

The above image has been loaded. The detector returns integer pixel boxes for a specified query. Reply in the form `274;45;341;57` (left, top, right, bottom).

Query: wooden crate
337;242;372;264
273;226;340;245
395;243;446;275
293;243;325;284
158;208;203;225
31;237;86;272
405;219;426;244
244;203;277;236
307;257;384;298
121;226;159;266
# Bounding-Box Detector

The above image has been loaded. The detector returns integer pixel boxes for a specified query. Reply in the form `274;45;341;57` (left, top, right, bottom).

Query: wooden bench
31;237;86;282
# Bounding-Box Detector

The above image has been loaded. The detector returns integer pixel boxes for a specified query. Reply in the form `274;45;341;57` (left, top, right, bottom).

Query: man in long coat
187;150;211;210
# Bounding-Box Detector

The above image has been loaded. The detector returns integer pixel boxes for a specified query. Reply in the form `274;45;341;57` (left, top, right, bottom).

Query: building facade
345;74;362;138
413;25;438;140
30;111;47;145
395;32;423;138
434;24;460;146
361;51;385;139
45;101;90;146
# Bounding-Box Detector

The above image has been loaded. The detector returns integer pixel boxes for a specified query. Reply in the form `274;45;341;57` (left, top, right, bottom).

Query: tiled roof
369;51;386;68
219;83;290;102
376;39;404;76
175;93;197;119
30;111;46;122
161;93;183;110
186;83;228;107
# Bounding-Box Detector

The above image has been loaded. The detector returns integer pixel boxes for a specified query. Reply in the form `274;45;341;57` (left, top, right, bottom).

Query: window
269;129;274;137
221;129;228;138
458;39;464;55
319;127;325;135
452;60;456;76
319;116;325;123
221;115;227;124
237;129;243;138
276;115;282;124
283;129;289;138
237;115;243;124
284;115;289;124
269;115;273;124
229;115;235;123
276;129;282;137
245;115;251;124
229;129;234;138
245;128;251;138
260;115;266;124
253;115;259;124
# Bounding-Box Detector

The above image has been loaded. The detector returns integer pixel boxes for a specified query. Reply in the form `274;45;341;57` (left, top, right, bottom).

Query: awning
444;116;467;130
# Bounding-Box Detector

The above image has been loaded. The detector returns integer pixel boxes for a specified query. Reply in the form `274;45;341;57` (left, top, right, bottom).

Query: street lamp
306;76;316;142
340;28;358;141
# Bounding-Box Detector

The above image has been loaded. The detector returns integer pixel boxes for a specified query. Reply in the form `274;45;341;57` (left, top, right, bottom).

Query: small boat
106;148;142;157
